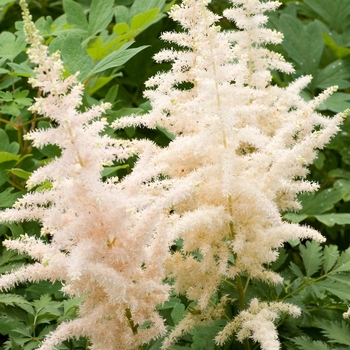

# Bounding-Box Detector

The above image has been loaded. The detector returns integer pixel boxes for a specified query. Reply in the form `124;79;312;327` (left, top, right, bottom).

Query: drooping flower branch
114;0;345;348
0;1;172;349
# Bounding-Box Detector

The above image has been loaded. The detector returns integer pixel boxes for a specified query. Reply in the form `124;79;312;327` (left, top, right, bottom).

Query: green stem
282;273;328;301
236;275;251;350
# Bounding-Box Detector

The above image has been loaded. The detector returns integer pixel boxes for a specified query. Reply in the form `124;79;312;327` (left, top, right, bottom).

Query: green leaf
304;0;350;32
0;32;26;62
299;241;323;277
2;223;24;237
101;165;129;177
314;58;350;90
323;245;339;273
0;152;20;163
298;188;344;215
7;62;34;78
171;303;186;324
0;90;13;102
0;188;25;208
293;336;330;350
0;318;24;336
130;0;165;18
328;274;350;287
9;168;31;180
318;279;350;301
115;6;130;25
131;8;160;30
60;35;94;82
313;151;325;170
88;0;114;36
2;102;20;116
87;36;135;62
323;33;350;59
315;213;350;227
190;319;227;350
318;92;350;113
104;85;119;104
63;0;88;31
0;129;9;150
0;294;30;306
328;168;350;179
114;22;130;35
316;320;350;346
86;75;119;95
333;249;350;273
289;261;304;278
89;45;148;76
280;15;323;74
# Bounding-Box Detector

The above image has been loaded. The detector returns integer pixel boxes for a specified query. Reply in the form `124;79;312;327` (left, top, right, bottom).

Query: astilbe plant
0;1;173;349
114;0;345;349
0;0;346;349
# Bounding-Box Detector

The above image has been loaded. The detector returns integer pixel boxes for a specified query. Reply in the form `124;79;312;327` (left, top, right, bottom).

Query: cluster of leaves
1;0;350;349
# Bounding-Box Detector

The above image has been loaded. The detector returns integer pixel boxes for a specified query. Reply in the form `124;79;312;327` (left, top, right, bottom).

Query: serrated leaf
300;241;323;277
316;320;350;346
289;261;304;278
323;245;339;273
63;297;83;315
88;0;114;36
0;293;30;306
317;280;350;301
329;274;350;287
0;318;24;336
292;336;330;350
333;249;350;273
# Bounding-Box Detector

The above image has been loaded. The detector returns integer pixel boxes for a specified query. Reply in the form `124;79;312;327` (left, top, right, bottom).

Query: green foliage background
1;0;350;349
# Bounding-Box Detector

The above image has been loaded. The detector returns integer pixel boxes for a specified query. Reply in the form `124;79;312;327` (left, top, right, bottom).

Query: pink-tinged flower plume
0;1;172;349
114;0;344;348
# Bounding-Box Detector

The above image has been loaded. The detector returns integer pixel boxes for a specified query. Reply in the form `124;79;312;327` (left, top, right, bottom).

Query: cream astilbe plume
0;1;172;349
114;0;344;348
